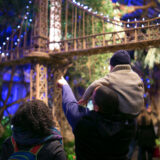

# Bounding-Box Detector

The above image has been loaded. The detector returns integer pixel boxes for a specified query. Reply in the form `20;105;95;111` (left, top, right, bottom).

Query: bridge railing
49;23;160;54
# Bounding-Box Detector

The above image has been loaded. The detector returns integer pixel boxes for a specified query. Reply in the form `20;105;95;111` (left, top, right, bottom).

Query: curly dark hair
11;99;55;137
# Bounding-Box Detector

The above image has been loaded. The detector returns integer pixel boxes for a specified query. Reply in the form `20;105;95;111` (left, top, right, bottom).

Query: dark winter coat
62;84;136;160
74;111;136;160
0;137;66;160
137;121;156;148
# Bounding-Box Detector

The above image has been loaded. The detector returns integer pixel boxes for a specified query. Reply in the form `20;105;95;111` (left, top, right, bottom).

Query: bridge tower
30;0;72;139
30;0;49;103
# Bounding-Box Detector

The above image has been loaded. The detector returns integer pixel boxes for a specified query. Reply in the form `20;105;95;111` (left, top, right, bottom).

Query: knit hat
110;50;131;67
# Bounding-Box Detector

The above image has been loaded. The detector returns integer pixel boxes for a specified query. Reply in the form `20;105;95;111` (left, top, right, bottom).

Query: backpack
8;136;43;160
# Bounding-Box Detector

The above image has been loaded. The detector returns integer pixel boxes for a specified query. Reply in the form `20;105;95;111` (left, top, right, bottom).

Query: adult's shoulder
38;140;67;160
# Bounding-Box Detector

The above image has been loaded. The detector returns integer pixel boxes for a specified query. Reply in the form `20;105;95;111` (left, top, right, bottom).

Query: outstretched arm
79;76;110;104
57;77;89;131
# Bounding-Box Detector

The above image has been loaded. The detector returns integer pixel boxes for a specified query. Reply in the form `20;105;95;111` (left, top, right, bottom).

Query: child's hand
78;99;88;106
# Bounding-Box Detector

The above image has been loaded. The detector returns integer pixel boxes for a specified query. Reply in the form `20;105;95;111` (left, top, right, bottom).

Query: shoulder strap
30;144;44;155
11;136;19;152
11;136;43;155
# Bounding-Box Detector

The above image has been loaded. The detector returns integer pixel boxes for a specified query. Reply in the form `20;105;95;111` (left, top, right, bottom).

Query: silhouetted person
137;108;157;160
57;77;136;160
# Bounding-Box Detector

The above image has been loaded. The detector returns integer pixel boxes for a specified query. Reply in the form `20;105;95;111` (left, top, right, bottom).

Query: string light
1;53;5;57
0;0;33;52
88;8;92;12
83;6;88;9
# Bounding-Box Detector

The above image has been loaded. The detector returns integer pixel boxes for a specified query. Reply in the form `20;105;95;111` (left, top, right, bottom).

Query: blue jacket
62;84;90;130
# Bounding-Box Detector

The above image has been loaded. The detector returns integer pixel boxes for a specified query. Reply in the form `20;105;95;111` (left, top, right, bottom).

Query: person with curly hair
0;99;66;160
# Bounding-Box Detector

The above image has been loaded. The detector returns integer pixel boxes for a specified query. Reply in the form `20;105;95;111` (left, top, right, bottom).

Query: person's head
110;50;131;69
92;86;119;114
11;99;55;137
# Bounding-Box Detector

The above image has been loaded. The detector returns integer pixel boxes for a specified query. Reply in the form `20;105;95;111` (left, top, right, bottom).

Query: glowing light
17;25;21;29
134;18;137;21
127;19;130;22
84;6;88;9
141;24;144;27
0;47;1;50
127;24;130;27
29;1;32;4
1;53;5;57
88;8;92;12
142;18;145;21
26;6;29;9
147;85;151;89
6;37;9;40
26;12;29;15
17;39;20;42
3;42;6;45
29;19;32;22
14;42;18;45
6;53;9;56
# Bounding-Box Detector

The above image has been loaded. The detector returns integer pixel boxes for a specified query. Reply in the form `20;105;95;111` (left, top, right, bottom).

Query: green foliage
0;117;12;151
144;48;160;69
64;141;76;160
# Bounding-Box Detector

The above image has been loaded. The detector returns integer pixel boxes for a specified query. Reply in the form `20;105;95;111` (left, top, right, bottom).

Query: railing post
102;20;105;46
135;29;138;42
83;11;86;49
92;36;95;47
65;0;68;51
74;7;77;50
113;33;116;45
124;32;127;43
